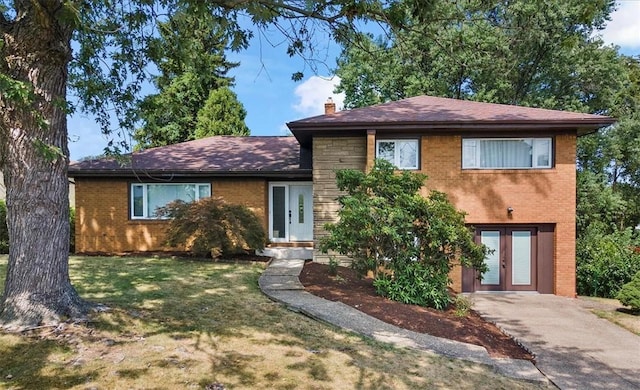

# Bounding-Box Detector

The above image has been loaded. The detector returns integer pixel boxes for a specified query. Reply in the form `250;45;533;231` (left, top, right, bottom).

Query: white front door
269;183;313;242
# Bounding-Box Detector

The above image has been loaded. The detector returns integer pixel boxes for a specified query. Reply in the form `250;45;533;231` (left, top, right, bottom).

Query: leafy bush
320;159;487;310
373;262;452;309
157;197;266;258
576;224;640;298
328;256;339;276
617;271;640;311
452;295;473;317
0;200;8;254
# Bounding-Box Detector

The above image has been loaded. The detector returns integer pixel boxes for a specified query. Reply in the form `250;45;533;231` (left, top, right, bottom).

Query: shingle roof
289;95;615;127
287;96;616;147
69;136;304;177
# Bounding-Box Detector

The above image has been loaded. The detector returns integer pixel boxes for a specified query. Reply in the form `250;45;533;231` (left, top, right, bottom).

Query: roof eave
288;119;616;144
69;169;312;179
289;118;615;130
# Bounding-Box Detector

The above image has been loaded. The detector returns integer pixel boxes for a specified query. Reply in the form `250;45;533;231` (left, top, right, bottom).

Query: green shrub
617;271;640;311
328;256;339;276
452;294;473;317
373;262;452;309
157;197;266;258
320;159;487;310
0;200;7;254
576;224;640;298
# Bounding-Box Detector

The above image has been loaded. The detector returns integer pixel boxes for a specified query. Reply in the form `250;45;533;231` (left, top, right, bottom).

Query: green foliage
133;9;249;148
0;201;8;254
576;225;640;298
0;74;35;106
336;0;622;113
576;171;627;237
194;87;249;138
157;197;266;258
452;295;473;318
575;58;640;294
617;271;640;311
373;263;452;309
328;256;339;276
320;159;487;309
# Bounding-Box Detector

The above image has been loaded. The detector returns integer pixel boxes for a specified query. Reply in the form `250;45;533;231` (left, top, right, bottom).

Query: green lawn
0;256;553;389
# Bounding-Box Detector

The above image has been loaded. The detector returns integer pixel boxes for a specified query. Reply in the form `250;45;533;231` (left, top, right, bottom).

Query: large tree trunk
0;3;89;330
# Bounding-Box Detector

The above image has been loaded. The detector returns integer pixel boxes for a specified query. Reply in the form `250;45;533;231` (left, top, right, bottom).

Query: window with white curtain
131;183;211;219
462;138;552;169
376;139;419;169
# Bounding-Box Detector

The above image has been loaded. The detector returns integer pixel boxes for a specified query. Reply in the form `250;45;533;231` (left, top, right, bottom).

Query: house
69;95;615;297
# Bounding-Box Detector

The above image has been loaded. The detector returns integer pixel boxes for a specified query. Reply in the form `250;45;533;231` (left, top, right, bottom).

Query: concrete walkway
471;294;640;390
258;259;547;384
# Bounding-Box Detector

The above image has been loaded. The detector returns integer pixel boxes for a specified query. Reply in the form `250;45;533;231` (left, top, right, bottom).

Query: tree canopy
336;0;624;113
133;10;249;148
0;0;420;329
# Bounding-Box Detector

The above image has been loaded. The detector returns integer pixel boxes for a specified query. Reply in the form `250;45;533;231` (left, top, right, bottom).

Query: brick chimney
324;97;336;115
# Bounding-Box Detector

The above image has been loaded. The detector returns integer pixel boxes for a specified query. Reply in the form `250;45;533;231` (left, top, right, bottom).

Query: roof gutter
69;169;313;179
288;119;617;145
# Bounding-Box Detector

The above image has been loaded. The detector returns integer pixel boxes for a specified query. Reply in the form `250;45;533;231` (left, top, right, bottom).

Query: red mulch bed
299;261;533;361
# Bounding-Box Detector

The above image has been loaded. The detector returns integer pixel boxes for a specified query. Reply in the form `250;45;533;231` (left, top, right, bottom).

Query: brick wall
419;134;577;296
211;178;268;233
75;177;268;253
312;137;367;263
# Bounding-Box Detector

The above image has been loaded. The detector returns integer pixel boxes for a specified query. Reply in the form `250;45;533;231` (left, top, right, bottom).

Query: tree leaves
335;0;623;112
320;159;487;308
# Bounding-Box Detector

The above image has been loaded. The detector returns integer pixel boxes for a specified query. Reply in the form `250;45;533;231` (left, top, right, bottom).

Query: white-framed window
131;183;211;219
462;138;552;169
376;139;419;169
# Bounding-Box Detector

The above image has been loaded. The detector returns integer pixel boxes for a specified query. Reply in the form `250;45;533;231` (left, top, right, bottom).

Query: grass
0;255;553;389
581;296;640;336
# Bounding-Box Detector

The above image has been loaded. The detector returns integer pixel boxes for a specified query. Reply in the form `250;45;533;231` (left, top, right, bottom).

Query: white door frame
268;182;313;242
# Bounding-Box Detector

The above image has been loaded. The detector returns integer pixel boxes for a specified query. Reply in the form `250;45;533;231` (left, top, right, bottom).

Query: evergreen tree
195;88;249;138
134;9;249;148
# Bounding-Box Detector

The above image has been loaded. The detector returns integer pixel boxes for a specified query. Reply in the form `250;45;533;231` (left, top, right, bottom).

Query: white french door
269;182;313;242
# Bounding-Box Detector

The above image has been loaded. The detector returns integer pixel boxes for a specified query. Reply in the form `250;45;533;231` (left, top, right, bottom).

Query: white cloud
292;76;346;117
600;1;640;49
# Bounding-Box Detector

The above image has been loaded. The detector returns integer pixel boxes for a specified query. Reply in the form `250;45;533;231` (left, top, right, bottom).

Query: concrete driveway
471;294;640;390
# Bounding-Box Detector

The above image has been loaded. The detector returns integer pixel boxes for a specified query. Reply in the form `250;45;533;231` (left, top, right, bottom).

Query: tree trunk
0;3;89;330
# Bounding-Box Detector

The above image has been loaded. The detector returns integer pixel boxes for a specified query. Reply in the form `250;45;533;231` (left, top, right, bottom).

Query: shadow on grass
73;257;444;387
0;337;98;388
0;256;539;389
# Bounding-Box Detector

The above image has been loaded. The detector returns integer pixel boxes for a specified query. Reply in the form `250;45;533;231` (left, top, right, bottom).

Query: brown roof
69;136;306;177
287;95;616;144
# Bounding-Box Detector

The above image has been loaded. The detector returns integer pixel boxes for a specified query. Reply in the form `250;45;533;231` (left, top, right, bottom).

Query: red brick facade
74;132;578;296
417;134;576;296
74;178;268;254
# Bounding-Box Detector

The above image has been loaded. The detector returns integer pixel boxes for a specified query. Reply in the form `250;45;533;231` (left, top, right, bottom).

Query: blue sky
67;1;640;160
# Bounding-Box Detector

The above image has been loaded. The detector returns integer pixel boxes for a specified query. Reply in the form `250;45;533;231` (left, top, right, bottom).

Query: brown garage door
462;225;554;293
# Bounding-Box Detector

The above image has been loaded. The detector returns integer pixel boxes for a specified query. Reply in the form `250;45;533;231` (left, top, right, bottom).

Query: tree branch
0;12;12;33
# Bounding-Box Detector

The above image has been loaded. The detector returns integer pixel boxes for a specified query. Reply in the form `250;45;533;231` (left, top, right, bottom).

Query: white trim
462;137;552;169
130;182;211;219
375;139;419;170
268;182;313;242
